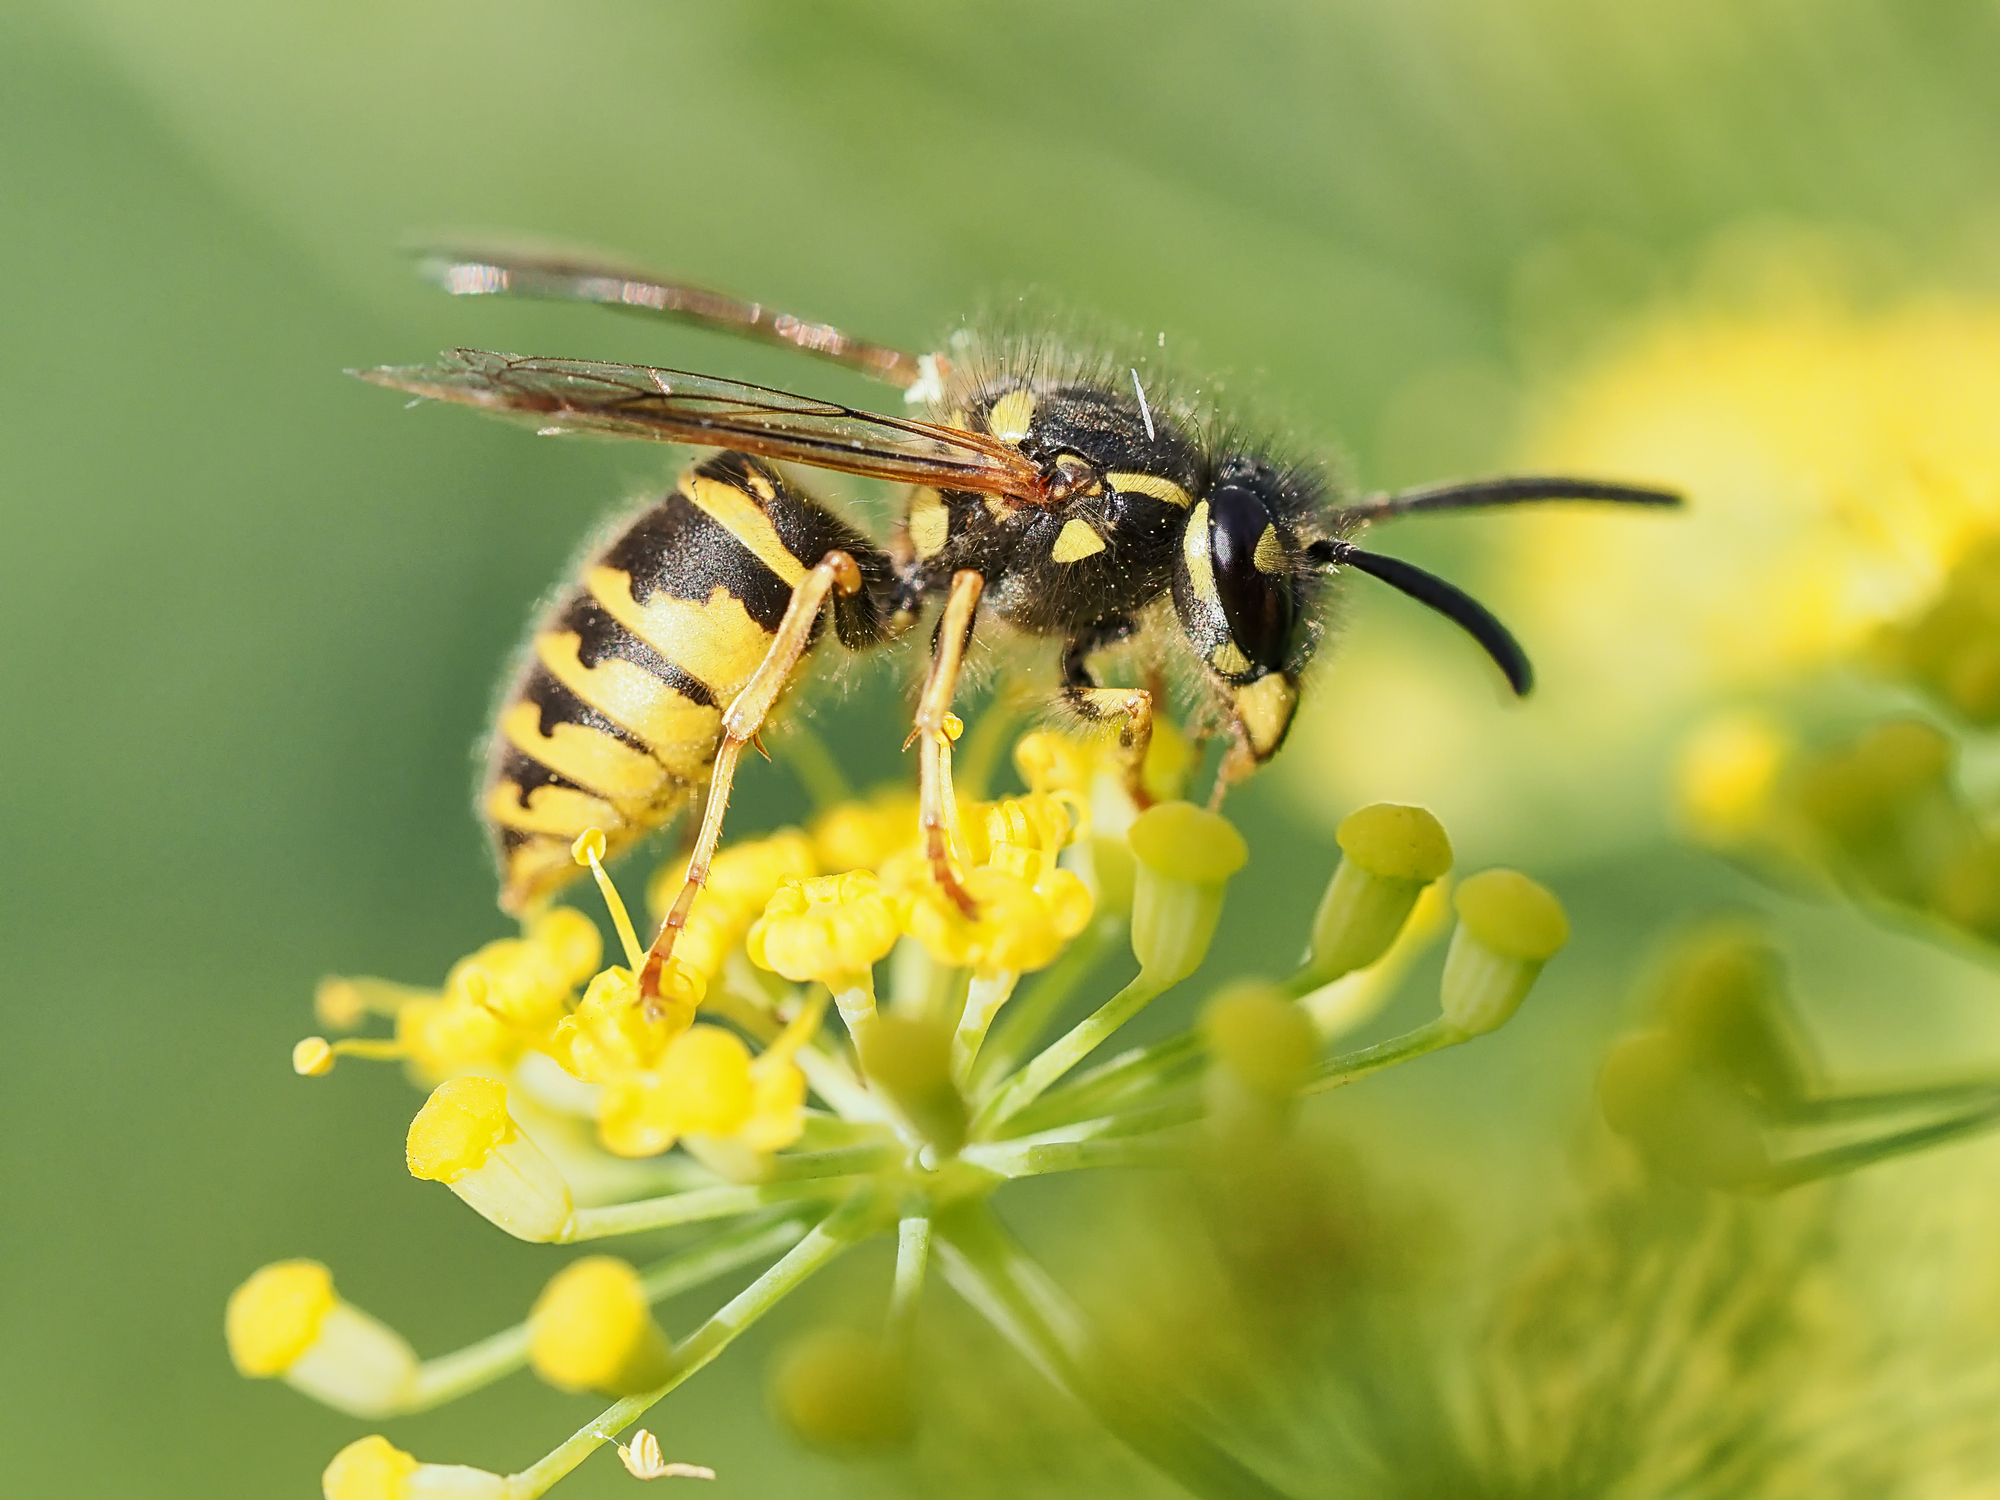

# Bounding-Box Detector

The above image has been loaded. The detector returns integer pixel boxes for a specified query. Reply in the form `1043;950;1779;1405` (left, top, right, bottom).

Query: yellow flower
648;831;818;980
528;1256;674;1395
594;1012;820;1160
545;960;704;1086
226;1260;418;1417
747;871;901;989
320;1435;506;1500
900;860;1093;977
809;787;920;871
1676;711;1791;845
406;1077;573;1242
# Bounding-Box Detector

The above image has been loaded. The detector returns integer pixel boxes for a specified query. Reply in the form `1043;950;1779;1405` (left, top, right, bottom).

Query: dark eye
1206;478;1294;672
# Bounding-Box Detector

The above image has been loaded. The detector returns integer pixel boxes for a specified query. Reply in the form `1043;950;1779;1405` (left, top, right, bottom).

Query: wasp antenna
1339;475;1682;524
1310;541;1534;695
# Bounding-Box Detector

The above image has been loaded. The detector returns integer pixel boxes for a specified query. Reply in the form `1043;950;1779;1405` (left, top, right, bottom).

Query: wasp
361;245;1678;1009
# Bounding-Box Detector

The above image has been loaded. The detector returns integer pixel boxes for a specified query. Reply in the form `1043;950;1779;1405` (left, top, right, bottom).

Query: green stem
761;1144;900;1181
953;970;1020;1085
404;1214;811;1412
962;1127;1189;1180
562;1178;856;1241
1300;1016;1466;1096
975;971;1172;1135
936;1203;1294;1500
973;916;1125;1091
1761;1098;2000;1190
1778;1080;2000;1125
887;1206;931;1358
505;1194;876;1499
1001;1030;1203;1136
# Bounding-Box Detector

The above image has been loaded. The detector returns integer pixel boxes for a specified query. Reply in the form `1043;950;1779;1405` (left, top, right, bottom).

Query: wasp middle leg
1059;617;1155;808
908;570;984;916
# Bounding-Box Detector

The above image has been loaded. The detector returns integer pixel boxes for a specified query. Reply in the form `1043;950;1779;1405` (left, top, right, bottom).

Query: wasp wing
416;241;928;389
359;351;1044;500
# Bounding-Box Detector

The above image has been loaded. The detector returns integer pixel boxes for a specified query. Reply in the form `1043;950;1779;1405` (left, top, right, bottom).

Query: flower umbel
249;722;1574;1499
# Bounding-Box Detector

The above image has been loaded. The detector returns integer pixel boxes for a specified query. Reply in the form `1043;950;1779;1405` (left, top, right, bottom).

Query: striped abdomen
486;451;891;912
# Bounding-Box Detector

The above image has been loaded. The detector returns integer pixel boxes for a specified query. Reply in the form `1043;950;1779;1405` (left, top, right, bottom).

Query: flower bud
747;871;901;990
406;1077;574;1242
1307;803;1451;981
858;1016;966;1153
1203;984;1317;1100
1126;802;1249;986
1656;924;1813;1106
770;1328;913;1450
528;1256;675;1396
321;1435;507;1500
1598;1029;1770;1189
226;1261;417;1417
1438;869;1568;1036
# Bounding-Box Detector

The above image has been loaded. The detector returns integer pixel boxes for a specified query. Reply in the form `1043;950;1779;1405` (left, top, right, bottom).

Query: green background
7;3;2000;1496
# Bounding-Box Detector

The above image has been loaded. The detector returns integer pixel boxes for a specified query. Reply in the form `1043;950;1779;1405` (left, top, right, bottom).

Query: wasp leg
911;570;984;916
1059;618;1155;809
637;550;864;1016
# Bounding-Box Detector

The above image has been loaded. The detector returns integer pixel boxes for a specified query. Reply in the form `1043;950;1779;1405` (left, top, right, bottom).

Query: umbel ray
359;243;1680;1011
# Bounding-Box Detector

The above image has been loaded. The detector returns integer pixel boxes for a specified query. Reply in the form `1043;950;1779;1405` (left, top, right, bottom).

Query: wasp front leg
637;550;865;1013
908;570;984;916
1059;617;1156;809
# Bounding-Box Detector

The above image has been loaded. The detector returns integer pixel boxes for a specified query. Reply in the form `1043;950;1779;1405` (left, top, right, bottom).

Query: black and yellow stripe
486;451;891;912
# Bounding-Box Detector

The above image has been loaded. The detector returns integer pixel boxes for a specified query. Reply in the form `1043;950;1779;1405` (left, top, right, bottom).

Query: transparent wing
416;240;928;389
358;350;1045;499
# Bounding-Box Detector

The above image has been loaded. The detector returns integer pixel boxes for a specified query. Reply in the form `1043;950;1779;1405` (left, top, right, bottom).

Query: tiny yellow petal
293;1037;335;1076
321;1435;416;1500
226;1260;336;1376
405;1076;512;1183
529;1256;673;1395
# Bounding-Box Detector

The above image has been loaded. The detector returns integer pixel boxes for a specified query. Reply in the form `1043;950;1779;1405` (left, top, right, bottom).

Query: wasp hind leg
637;550;865;1014
1059;617;1156;809
908;570;985;917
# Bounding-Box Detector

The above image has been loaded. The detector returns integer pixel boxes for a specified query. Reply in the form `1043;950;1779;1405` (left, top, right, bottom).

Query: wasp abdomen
485;451;889;912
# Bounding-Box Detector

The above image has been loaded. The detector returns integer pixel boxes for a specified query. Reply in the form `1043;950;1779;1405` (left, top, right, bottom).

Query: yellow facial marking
1253;524;1286;574
485;779;621;837
1210;641;1253;675
681;474;807;588
499;701;670;804
908;488;949;559
1233;674;1298;760
1108;472;1193;508
1182;500;1221;608
1051;517;1107;563
987;389;1038;445
534;631;724;771
587;569;774;701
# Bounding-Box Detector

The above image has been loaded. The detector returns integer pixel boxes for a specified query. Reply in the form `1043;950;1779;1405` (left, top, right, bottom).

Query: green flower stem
953;970;1020;1085
761;1143;901;1181
1761;1097;2000;1190
1299;1016;1467;1096
1780;1080;2000;1124
561;1177;857;1241
972;916;1125;1091
504;1195;874;1499
887;1205;931;1358
999;1031;1202;1137
962;1128;1190;1180
937;1202;1295;1500
975;971;1174;1135
403;1214;811;1413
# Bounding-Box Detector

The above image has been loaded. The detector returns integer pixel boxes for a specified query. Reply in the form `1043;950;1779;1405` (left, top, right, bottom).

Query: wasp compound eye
1206;473;1296;674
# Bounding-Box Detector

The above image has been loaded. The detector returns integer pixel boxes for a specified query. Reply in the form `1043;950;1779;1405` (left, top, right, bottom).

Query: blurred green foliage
10;3;2000;1496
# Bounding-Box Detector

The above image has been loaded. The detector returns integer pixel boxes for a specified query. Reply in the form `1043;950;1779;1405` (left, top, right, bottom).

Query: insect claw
750;732;772;761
